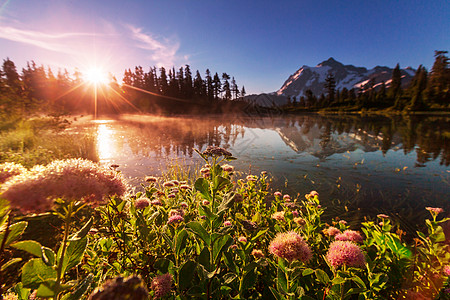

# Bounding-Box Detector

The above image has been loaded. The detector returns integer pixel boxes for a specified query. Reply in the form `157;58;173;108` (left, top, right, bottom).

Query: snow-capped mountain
277;57;415;99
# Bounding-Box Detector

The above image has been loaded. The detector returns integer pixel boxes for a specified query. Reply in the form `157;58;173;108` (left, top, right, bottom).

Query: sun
83;67;109;85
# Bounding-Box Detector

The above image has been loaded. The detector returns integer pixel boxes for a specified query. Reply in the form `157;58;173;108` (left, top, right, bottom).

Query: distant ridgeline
245;51;450;112
0;60;249;115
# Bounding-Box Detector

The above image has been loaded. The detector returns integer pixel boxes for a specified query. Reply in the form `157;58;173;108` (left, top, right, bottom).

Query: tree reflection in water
72;113;449;234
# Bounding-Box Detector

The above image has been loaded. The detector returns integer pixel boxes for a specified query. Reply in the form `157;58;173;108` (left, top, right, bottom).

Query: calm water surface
69;114;450;230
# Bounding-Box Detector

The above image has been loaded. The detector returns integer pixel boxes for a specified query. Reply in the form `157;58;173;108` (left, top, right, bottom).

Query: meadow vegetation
1;147;450;299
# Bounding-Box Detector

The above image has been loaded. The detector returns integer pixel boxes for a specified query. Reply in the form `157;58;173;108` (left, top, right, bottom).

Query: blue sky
0;0;449;94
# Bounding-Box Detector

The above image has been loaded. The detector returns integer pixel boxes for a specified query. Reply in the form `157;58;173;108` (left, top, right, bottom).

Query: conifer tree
389;63;402;107
429;50;449;102
324;73;336;104
212;73;221;100
205;69;214;102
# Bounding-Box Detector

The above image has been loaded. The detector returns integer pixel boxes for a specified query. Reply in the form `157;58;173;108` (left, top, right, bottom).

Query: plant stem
55;203;73;300
0;212;12;297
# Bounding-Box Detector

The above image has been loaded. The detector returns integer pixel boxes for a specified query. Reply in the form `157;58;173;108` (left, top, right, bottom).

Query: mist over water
69;113;450;231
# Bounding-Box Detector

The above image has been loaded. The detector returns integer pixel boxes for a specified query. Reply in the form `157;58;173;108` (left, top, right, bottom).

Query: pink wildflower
151;273;172;299
283;194;291;201
444;265;450;276
163;181;175;188
261;171;268;175
0;162;26;184
168;194;176;199
202;200;210;206
223;221;232;227
171;180;180;186
377;214;390;219
294;217;306;226
309;191;319;197
135;197;150;209
246;175;257;182
1;159;127;214
180;184;191;190
272;211;285;221
169;209;185;217
426;207;444;215
326;241;366;268
339;220;348;225
233;193;243;202
200;167;210;174
251;249;265;258
151;199;163;206
167;214;183;225
335;230;364;243
269;231;312;262
179;202;188;209
202;146;232;157
292;210;299;217
230;244;238;250
221;164;234;172
274;191;282;198
145;176;157;183
238;236;247;243
324;226;341;237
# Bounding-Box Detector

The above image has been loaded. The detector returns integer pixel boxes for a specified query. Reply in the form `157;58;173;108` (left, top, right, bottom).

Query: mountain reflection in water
71;114;450;232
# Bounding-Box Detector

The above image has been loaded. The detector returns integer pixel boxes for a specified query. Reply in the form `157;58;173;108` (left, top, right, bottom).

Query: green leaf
42;247;56;266
351;275;366;289
251;212;261;223
213;234;232;263
240;268;257;294
250;228;268;242
58;237;88;275
187;221;210;246
60;274;93;300
194;178;211;201
22;258;57;289
430;225;446;243
154;258;173;273
269;286;284;300
178;260;197;290
213;176;230;192
69;217;93;241
1;257;22;271
332;277;346;285
315;269;330;285
217;195;234;214
175;229;188;257
36;280;58;297
0;221;27;247
277;268;288;294
198;246;211;271
302;268;314;276
13;283;31;300
11;240;43;257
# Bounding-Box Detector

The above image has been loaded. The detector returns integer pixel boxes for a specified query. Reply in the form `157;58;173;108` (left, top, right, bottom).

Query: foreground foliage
0;148;450;299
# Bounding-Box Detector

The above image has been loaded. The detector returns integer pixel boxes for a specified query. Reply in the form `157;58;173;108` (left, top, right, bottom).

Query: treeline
121;65;248;113
0;59;249;116
283;51;450;112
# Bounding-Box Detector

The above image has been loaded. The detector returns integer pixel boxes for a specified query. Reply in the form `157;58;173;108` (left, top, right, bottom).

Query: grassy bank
0;114;98;168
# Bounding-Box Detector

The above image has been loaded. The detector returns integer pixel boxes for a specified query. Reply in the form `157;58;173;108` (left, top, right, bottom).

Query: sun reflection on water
95;120;116;163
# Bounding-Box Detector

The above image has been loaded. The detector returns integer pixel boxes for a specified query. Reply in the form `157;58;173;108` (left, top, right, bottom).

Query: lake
68;113;450;231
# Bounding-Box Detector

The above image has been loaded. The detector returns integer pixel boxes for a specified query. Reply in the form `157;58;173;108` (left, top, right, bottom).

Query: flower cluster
269;231;312;262
335;230;364;243
272;211;285;221
89;275;149;300
326;241;366;268
202;146;232;157
134;197;150;209
1;159;128;213
324;226;341;237
151;273;173;299
0;162;27;184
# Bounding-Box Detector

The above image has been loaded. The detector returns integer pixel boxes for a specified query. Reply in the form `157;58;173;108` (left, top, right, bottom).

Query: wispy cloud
0;26;96;54
126;24;182;67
